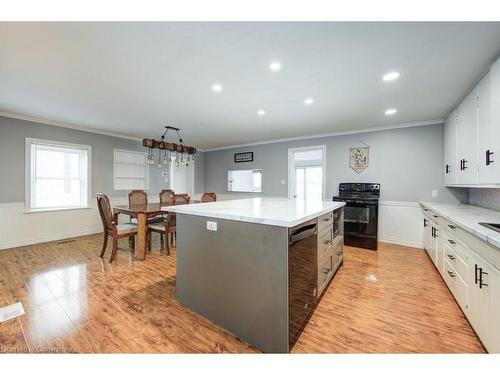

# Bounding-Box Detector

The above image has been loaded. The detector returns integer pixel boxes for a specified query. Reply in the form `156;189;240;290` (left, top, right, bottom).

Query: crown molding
202;119;444;152
0;111;143;142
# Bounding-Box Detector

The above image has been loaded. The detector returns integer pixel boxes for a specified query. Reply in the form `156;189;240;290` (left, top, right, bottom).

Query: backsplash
469;188;500;212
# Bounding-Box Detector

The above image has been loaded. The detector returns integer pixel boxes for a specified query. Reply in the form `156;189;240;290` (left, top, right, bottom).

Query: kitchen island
167;198;345;353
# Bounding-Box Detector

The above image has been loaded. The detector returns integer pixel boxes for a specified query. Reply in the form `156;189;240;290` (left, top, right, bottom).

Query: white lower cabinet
421;209;500;352
467;250;500;353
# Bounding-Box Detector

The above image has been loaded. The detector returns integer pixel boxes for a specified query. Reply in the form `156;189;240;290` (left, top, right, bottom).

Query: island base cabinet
467;250;500;353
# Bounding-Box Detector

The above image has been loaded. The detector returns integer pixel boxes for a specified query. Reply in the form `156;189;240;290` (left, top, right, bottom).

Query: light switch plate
207;221;218;231
432;190;439;197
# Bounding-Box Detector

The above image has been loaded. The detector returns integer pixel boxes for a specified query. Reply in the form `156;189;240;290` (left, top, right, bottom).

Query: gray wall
204;124;468;203
0;115;204;203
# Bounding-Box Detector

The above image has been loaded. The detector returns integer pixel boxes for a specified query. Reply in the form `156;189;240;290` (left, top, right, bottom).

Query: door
444;108;458;185
478;64;500;184
456;88;479;185
467;250;500;352
288;146;326;200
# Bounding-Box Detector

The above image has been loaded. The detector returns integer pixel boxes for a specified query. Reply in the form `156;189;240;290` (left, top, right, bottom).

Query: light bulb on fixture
162;149;169;165
147;148;155;165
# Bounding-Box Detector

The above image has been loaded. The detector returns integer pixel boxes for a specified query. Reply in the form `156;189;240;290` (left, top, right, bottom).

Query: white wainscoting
0;194;201;251
0;195;423;251
378;201;424;249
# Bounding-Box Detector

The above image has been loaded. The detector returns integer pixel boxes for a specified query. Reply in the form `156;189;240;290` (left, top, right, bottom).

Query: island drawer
318;226;333;257
318;211;334;233
318;247;334;296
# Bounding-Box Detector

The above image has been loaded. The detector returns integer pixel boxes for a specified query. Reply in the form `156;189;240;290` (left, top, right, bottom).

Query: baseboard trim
0;227;102;251
379;237;424;250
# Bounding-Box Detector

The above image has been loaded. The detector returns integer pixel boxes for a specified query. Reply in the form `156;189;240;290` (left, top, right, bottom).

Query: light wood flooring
0;234;485;353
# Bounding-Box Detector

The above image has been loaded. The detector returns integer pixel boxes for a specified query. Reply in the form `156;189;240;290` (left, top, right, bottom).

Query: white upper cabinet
445;56;500;186
456;88;479;185
478;61;500;184
444;108;457;185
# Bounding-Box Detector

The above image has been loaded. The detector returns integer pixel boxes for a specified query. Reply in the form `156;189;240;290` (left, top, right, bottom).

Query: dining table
113;200;201;261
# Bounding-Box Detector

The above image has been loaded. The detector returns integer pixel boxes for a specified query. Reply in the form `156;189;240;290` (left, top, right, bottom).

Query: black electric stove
333;183;380;250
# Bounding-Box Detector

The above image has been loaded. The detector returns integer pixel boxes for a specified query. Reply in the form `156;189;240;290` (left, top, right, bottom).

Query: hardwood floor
0;235;485;353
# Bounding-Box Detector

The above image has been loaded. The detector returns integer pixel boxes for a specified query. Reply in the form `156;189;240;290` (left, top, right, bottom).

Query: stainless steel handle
447;270;456;278
448;224;456;229
447;254;455;260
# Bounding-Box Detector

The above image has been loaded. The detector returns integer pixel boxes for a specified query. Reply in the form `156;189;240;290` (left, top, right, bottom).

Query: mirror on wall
227;169;262;193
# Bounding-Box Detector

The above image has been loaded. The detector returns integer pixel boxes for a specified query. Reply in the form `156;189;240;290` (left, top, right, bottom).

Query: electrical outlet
281;179;286;185
207;221;218;231
432;190;439;197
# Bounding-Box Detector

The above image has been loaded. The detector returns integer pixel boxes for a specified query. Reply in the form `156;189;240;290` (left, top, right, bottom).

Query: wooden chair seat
116;223;138;236
148;218;175;232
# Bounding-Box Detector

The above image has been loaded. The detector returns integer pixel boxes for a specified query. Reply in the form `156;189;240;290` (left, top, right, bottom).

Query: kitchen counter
420;201;500;249
166;197;345;227
173;198;344;353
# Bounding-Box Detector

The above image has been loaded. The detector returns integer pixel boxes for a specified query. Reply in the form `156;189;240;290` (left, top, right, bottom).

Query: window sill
24;205;93;214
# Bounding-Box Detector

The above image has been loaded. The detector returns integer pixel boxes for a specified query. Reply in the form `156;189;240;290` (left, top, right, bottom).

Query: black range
332;183;380;250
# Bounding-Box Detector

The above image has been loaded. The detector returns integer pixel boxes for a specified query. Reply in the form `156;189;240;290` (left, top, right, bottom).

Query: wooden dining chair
159;189;175;206
201;192;217;202
127;190;163;248
96;193;138;263
147;194;190;254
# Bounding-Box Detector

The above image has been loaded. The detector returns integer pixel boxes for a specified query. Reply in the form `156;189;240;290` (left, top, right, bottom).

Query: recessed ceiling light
385;108;397;115
269;61;281;72
257;109;266;116
382;72;400;81
304;97;314;106
211;83;222;92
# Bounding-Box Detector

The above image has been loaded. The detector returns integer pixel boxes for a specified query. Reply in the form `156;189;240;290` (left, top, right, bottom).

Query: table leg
134;212;147;261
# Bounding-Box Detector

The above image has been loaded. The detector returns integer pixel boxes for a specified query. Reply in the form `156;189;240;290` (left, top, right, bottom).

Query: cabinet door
444;109;458;185
457;88;479;185
478;63;500;184
423;217;432;253
467;250;500;353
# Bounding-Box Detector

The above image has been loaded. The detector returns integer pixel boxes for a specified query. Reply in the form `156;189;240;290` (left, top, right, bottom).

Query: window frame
25;137;92;213
112;149;149;191
288;145;326;200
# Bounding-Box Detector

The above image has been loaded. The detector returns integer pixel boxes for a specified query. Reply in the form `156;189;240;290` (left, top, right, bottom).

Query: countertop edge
168;201;345;228
419;201;500;250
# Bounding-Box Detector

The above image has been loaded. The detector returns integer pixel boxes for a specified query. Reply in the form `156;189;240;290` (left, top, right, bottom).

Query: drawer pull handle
323;240;331;245
447;270;456;278
448;224;456;229
479;268;488;289
433;215;438;218
323;218;331;222
447;254;455;260
337;251;343;256
448;239;455;245
323;268;332;275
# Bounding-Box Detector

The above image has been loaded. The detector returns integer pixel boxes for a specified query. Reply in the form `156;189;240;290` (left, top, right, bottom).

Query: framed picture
349;144;369;173
234;152;253;163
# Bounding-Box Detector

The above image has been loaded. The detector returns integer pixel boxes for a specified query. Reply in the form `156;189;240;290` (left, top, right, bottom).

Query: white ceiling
1;22;500;150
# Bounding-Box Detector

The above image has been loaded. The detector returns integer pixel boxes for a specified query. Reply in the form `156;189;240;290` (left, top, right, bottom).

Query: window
227;169;262;193
26;138;91;211
113;149;149;190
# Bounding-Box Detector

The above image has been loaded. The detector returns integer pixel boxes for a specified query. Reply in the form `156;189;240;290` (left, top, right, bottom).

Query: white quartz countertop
420;201;500;249
165;198;345;227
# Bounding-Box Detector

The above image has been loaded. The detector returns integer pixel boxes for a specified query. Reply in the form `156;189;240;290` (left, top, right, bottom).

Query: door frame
287;145;326;200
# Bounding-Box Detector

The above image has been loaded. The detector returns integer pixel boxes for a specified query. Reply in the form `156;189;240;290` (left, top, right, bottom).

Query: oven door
342;199;378;249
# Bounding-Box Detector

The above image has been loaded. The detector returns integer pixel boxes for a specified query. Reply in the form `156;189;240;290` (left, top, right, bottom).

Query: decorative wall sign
349;142;369;174
234;152;254;163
